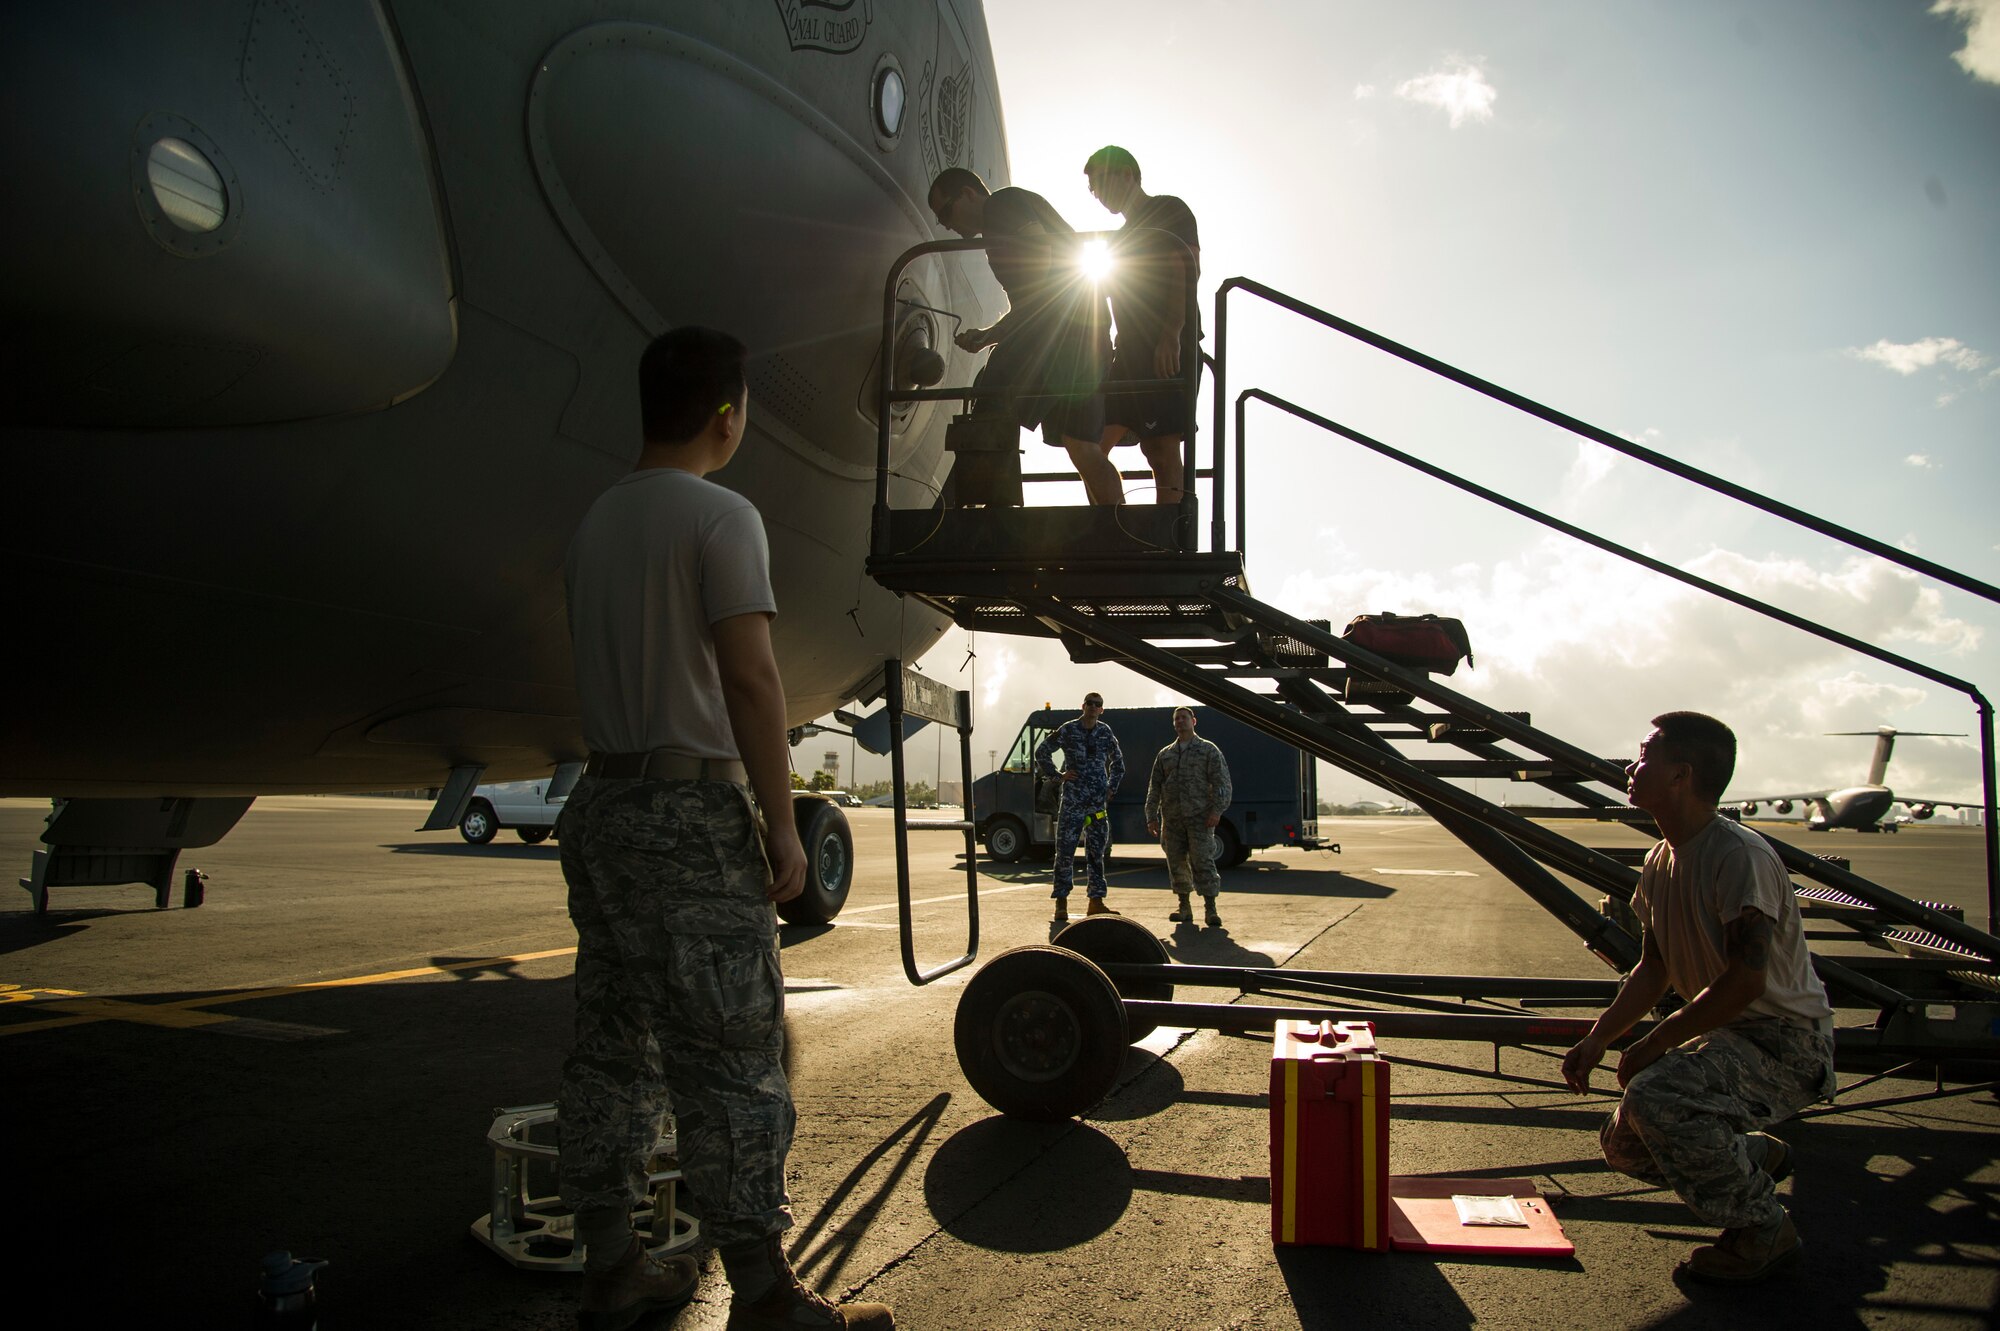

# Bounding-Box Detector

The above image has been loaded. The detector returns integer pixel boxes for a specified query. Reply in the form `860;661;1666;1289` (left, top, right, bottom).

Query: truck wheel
955;946;1128;1120
778;798;853;925
1214;819;1247;869
518;828;550;845
984;815;1028;864
459;801;497;845
1052;915;1172;1042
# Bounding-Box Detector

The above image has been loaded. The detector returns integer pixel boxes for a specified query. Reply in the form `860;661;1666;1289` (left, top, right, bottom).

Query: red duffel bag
1341;613;1474;676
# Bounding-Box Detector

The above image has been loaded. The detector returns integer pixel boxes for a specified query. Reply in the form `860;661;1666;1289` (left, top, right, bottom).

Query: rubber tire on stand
459;802;497;845
1053;915;1173;1042
777;798;853;925
984;815;1028;864
955;945;1129;1121
1214;819;1247;870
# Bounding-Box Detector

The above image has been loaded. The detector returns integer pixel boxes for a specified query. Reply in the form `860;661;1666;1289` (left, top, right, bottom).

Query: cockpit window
1003;725;1046;774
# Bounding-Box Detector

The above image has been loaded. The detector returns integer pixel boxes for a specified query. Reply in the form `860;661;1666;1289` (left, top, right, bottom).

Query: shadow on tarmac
382;841;560;859
923;1116;1132;1251
792;1093;951;1292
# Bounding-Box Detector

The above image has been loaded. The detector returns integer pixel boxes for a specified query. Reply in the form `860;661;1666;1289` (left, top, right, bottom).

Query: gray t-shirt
1633;815;1833;1033
564;467;776;757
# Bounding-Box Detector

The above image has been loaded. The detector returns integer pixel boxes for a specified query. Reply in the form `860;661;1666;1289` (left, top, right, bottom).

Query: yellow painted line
0;947;578;1038
0;986;85;1004
1281;1056;1298;1243
40;998;235;1028
1361;1060;1380;1249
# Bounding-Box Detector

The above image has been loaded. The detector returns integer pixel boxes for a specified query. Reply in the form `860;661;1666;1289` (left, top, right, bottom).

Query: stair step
1409;760;1583;781
1883;927;1994;964
1795;884;1959;921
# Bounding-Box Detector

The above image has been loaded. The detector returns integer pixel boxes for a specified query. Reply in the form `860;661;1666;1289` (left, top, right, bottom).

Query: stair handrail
1230;386;1999;937
1213;276;2000;606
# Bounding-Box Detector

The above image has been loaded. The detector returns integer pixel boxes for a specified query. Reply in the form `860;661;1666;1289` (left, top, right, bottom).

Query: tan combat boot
578;1236;698;1330
723;1237;894;1329
1086;897;1117;916
1680;1211;1801;1284
1168;893;1193;923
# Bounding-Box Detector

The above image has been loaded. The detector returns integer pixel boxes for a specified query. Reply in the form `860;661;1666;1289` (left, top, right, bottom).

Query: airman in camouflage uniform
1033;692;1125;917
1564;712;1834;1287
556;327;891;1329
1144;706;1233;925
555;777;791;1251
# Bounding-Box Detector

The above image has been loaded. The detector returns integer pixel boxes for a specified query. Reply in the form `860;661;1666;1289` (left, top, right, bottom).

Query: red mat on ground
1386;1177;1574;1257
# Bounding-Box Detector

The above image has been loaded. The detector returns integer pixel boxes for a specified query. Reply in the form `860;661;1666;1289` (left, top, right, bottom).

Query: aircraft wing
1897;796;1985;811
1730;790;1833;804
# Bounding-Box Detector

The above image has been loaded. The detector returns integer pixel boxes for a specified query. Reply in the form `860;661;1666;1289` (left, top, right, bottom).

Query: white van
458;778;565;844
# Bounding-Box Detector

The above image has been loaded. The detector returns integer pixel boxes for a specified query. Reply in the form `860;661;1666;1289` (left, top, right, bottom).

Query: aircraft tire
1053;915;1172;1042
955;945;1127;1120
518;828;550;845
984;815;1028;863
1214;819;1247;869
459;801;498;845
778;797;853;925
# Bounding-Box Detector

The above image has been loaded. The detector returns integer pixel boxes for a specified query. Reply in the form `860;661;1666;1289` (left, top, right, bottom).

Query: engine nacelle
1908;803;1936;820
1737;802;1760;817
1773;799;1793;815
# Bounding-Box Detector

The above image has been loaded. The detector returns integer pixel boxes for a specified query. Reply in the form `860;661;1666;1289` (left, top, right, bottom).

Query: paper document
1452;1194;1530;1227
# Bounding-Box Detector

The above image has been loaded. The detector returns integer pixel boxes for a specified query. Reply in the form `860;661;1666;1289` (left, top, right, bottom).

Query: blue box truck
969;706;1332;867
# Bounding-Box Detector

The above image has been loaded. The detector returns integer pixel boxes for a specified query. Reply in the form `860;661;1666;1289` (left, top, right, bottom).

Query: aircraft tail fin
1825;728;1965;788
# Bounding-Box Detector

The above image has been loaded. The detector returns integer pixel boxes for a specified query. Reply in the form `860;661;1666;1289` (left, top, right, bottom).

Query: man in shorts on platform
1084;145;1201;505
928;168;1119;505
556;326;893;1330
1562;711;1835;1285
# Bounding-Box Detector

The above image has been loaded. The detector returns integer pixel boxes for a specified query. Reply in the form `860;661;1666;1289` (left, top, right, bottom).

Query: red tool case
1269;1019;1391;1249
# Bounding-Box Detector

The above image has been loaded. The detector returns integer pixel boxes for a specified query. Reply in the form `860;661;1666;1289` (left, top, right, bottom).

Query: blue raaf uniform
1034;716;1125;899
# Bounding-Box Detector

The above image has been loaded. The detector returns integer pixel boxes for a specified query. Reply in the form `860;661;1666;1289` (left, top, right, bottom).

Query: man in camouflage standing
1562;712;1834;1286
556;327;892;1330
1034;691;1125;922
1144;706;1233;927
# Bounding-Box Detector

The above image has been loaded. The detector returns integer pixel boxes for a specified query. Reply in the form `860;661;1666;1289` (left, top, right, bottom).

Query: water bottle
254;1250;327;1329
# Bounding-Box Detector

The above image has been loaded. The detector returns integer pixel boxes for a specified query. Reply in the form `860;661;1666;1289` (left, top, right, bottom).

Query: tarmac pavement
2;798;1994;1329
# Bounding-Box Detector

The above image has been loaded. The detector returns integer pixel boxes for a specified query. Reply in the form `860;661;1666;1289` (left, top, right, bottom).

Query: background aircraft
2;2;1007;895
1732;728;1979;832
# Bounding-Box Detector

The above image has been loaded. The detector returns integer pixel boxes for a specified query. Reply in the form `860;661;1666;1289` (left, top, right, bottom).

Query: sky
812;0;2000;813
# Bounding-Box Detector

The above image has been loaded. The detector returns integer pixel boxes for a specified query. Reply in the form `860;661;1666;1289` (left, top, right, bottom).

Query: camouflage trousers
1600;1020;1834;1229
1053;797;1112;897
1159;815;1220;898
555;775;793;1251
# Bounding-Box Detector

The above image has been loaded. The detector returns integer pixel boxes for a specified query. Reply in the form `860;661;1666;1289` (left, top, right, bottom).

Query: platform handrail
873;233;1203;555
1230;386;1999;939
1213;276;2000;606
882;660;980;986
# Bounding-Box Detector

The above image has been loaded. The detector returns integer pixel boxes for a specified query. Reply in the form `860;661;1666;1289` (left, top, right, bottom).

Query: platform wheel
518;828;550;844
954;946;1128;1121
1053;915;1173;1042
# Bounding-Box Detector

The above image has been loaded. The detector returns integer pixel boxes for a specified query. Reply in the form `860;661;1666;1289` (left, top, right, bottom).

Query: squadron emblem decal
773;0;872;55
918;56;974;181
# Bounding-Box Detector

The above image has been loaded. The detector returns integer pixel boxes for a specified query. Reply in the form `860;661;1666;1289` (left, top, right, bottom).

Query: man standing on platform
927;168;1119;505
1144;706;1233;927
1084;145;1202;505
1034;691;1126;921
556;327;893;1330
1562;711;1835;1286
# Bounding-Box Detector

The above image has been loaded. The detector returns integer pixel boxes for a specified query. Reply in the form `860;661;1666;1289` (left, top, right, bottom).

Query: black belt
584;751;748;783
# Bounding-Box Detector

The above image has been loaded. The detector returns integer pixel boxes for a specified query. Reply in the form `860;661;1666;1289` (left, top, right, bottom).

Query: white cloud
1932;0;2000;84
1353;83;1377;100
1848;336;1989;376
1395;60;1497;127
1273;541;1984;798
1905;453;1939;468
